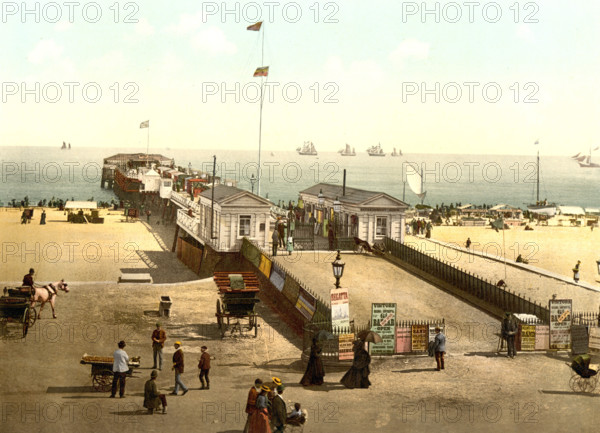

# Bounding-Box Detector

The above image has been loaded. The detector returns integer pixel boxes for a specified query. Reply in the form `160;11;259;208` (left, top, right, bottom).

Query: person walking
286;233;294;255
328;226;335;250
171;341;188;395
465;237;472;249
151;323;167;370
40;209;46;225
271;229;279;256
110;340;129;398
249;385;272;433
243;379;263;433
21;209;27;224
300;337;325;386
270;385;287;433
144;370;167;414
433;327;446;371
198;345;211;390
146;209;151;223
501;312;518;358
277;219;285;248
340;340;371;389
573;260;581;283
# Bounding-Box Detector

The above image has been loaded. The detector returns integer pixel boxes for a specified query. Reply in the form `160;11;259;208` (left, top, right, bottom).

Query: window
239;215;251;236
376;217;387;236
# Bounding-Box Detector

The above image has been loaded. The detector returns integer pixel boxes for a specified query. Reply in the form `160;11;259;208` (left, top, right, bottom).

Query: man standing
110;340;129;398
501;312;518;358
272;229;279;256
144;370;167;414
277;218;285;247
198;345;211;390
243;378;262;433
271;385;287;433
573;260;581;283
433;327;446;371
152;323;167;370
171;341;188;395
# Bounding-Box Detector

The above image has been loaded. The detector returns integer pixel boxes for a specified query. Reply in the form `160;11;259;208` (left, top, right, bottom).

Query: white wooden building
175;185;272;252
299;183;409;245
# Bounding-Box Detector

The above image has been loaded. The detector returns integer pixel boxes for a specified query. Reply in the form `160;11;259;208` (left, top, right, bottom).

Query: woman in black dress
300;337;325;386
340;340;371;389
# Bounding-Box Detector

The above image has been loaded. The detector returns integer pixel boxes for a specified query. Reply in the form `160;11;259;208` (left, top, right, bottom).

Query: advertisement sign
295;288;316;320
535;325;549;350
411;325;428;352
589;327;600;351
571;325;589;355
395;327;411;353
338;333;355;361
269;263;285;292
258;254;272;278
370;303;396;355
330;288;350;329
520;325;536;351
549;299;572;350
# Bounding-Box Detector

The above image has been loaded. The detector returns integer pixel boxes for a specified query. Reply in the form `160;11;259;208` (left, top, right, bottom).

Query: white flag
140;120;149;128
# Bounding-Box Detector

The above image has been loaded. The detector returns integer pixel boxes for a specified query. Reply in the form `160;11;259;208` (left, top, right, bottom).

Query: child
286;403;306;426
287;235;293;255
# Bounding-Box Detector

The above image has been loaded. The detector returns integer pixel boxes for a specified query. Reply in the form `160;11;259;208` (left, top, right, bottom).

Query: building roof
299;183;407;207
199;185;271;206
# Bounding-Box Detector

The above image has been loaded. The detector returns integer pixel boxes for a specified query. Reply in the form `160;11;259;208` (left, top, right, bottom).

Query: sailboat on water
366;142;385;156
405;163;426;204
338;143;356;156
527;141;557;216
61;141;66;150
575;146;600;168
297;141;317;155
391;148;402;157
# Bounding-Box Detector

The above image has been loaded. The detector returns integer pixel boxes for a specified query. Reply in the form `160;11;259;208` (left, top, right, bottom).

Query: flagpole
146;123;150;168
256;25;265;196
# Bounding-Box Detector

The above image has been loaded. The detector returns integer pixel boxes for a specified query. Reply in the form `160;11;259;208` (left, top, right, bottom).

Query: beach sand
0;207;197;284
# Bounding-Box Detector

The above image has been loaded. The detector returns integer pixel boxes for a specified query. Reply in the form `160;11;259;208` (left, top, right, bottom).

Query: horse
30;280;70;319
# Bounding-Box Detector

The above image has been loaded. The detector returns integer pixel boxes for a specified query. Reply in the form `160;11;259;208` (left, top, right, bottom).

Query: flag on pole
247;21;263;31
253;67;269;77
140;120;149;128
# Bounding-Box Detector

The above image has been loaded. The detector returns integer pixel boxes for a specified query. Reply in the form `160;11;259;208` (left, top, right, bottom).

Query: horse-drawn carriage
0;286;37;338
214;272;260;338
80;354;141;392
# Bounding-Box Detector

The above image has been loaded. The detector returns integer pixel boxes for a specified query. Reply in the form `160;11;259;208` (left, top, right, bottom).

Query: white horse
30;280;70;319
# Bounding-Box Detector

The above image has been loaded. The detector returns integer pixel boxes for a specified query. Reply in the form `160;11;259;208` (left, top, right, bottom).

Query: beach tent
65;201;97;210
585;208;600;215
558;206;585;216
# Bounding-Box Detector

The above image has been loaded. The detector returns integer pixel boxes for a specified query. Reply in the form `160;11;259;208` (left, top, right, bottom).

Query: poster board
370;303;396;355
258;254;272;278
338;333;355;361
269;263;285;292
411;324;428;352
549;299;572;350
535;325;549;350
588;327;600;351
571;325;589;355
295;288;316;320
330;288;350;329
520;325;536;351
395;327;411;353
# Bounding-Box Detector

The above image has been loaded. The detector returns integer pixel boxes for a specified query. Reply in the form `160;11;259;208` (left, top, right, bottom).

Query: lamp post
250;174;257;195
333;196;341;240
317;189;324;224
332;250;345;289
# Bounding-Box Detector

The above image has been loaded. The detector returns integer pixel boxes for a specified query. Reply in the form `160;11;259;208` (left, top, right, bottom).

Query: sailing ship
61;141;67;149
391;148;402;157
68;142;71;149
405;163;426;204
338;143;356;156
297;141;317;155
574;146;600;168
366;143;385;156
527;143;557;216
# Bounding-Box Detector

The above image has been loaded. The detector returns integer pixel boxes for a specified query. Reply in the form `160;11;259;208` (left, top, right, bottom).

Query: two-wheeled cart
214;272;260;338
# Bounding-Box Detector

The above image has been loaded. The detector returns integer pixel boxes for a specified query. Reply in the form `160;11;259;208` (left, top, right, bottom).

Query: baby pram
567;354;598;393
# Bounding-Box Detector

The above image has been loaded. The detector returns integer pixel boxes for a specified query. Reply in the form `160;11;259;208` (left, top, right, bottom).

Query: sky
1;0;599;155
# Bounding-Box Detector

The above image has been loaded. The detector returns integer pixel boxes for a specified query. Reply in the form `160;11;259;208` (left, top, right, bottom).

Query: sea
1;146;598;209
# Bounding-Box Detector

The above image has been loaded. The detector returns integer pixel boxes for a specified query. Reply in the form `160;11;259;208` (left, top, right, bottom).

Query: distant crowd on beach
2;196;115;209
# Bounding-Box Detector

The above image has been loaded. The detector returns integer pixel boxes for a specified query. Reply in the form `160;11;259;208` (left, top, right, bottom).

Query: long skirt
340;366;370;389
249;408;272;433
300;355;324;386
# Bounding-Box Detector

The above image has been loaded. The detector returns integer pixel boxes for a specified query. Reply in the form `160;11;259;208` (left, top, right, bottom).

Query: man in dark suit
501;312;518;358
271;385;287;433
171;341;188;395
198;345;211;390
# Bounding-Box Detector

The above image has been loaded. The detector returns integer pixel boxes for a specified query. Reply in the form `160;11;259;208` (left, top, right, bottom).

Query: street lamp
318;189;324;206
333;196;341;240
250;174;257;194
332;250;345;289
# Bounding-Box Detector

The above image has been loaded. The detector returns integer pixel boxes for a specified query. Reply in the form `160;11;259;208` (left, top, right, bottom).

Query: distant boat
296;141;317;155
366;142;385;156
391;148;402;157
68;142;71;149
339;143;356;156
527;142;557;216
61;141;66;150
270;152;274;157
577;146;600;168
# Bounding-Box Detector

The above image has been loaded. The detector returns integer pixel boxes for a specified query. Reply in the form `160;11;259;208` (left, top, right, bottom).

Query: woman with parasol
300;334;327;386
340;330;379;389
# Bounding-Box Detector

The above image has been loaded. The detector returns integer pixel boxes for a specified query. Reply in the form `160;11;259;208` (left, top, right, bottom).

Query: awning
65;201;98;210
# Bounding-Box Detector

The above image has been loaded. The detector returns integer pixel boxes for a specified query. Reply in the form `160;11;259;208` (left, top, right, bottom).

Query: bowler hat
151;370;158;378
